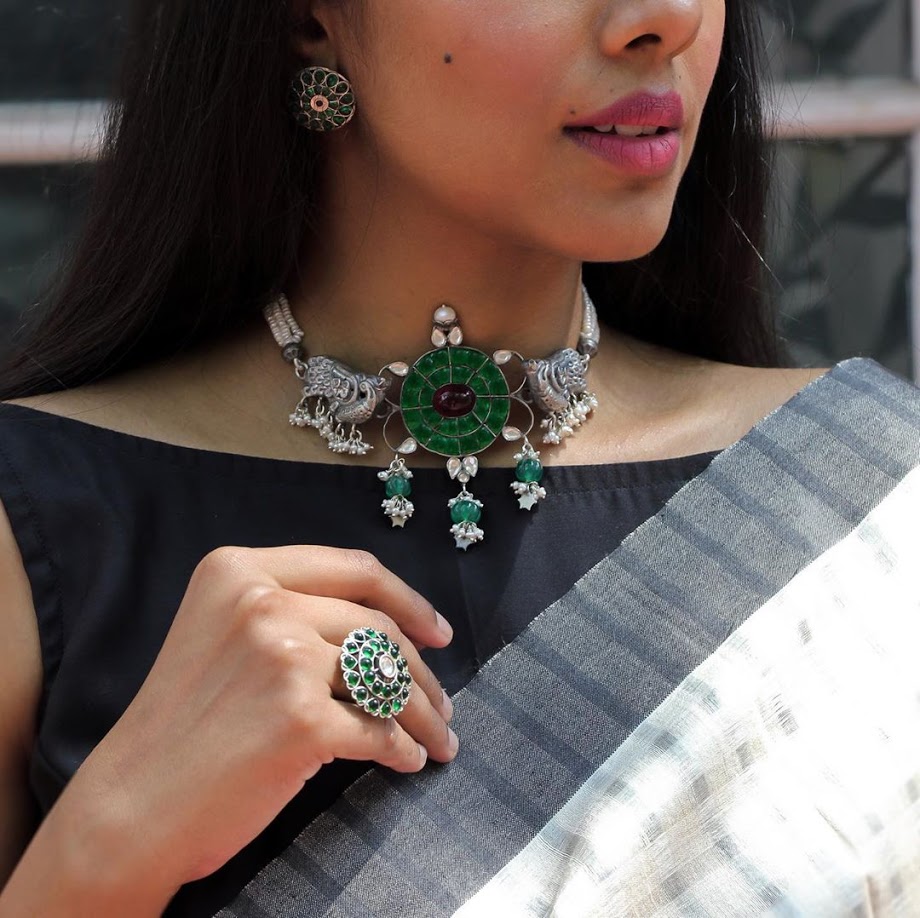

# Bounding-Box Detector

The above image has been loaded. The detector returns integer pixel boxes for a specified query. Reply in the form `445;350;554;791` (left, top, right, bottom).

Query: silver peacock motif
523;348;598;445
291;356;389;455
261;293;389;456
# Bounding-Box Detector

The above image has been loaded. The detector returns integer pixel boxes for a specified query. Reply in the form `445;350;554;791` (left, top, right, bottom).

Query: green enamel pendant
378;304;536;550
400;346;511;458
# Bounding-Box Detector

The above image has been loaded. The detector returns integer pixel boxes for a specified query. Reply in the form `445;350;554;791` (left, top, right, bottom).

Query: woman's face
321;0;725;263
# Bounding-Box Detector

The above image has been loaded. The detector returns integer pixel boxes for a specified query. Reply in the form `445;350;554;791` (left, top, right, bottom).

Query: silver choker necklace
263;286;600;550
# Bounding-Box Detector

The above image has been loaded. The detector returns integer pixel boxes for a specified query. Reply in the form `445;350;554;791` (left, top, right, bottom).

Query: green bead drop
385;476;412;498
451;500;482;525
516;457;544;483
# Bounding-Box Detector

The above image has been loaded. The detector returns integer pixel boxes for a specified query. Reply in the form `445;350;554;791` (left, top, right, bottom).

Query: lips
565;90;685;133
565;127;681;176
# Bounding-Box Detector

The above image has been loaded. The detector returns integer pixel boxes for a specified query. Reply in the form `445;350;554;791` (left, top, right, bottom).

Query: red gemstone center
432;383;477;418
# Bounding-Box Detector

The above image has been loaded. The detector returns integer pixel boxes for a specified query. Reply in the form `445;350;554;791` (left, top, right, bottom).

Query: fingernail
435;612;453;641
417;743;429;767
441;689;454;721
448;728;459;756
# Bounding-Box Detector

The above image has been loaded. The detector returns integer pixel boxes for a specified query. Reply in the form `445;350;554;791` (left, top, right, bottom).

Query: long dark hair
0;1;784;400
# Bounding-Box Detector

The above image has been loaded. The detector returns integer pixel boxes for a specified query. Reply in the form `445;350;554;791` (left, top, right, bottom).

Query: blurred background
0;0;917;380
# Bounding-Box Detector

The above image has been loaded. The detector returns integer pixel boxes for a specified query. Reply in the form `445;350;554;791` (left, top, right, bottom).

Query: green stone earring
289;66;357;132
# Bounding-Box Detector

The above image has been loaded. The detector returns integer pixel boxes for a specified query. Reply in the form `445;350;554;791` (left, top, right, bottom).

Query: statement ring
340;628;412;718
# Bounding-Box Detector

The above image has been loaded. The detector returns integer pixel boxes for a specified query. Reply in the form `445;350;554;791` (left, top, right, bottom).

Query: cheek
690;3;726;99
343;0;729;258
429;9;566;108
381;2;567;111
355;4;567;183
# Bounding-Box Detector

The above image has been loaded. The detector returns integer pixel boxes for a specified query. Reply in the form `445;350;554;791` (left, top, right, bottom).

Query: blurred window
761;0;917;378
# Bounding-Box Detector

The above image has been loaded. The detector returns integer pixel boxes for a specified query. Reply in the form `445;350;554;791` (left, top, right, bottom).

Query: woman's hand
70;545;457;902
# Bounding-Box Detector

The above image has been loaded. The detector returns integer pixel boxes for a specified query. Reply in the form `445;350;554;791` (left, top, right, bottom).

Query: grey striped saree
220;357;920;918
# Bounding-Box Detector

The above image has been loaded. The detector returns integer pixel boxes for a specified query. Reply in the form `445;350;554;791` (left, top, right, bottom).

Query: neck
284;151;587;369
288;251;586;370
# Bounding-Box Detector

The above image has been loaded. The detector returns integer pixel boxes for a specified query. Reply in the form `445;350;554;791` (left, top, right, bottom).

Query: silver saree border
458;466;920;917
218;358;920;918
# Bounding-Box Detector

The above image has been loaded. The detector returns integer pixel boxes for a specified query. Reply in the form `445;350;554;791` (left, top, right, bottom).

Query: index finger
231;544;454;649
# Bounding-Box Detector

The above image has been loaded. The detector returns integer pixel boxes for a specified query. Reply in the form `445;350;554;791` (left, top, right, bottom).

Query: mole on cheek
444;53;453;63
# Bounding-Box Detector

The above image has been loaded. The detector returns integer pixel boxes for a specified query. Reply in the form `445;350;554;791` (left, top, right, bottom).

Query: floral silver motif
339;628;411;719
289;67;357;132
447;455;479;485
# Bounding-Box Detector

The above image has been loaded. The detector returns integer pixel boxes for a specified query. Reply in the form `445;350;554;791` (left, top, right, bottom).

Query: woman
1;1;918;916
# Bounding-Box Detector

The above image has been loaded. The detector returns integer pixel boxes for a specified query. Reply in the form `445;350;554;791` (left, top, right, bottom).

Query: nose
597;0;704;63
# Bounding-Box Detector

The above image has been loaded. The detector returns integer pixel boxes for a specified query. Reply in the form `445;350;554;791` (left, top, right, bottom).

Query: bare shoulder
3;355;216;447
1;327;289;456
0;499;43;882
0;494;42;761
696;363;828;458
717;363;831;414
5;373;157;430
700;360;830;448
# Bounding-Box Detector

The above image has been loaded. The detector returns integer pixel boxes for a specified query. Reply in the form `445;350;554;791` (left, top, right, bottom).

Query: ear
290;0;341;67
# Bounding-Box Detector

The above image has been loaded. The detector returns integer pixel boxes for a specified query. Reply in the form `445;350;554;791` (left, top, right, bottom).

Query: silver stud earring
289;66;357;132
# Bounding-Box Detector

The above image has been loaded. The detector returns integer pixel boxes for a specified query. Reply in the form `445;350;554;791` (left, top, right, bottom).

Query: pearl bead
434;305;456;325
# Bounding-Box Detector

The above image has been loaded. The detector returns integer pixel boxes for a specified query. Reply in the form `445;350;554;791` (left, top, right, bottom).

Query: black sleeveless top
0;402;719;915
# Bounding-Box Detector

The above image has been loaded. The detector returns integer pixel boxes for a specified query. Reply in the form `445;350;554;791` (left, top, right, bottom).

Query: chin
560;220;671;264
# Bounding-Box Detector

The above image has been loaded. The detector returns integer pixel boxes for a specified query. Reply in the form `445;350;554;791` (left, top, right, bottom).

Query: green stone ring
340;627;412;718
